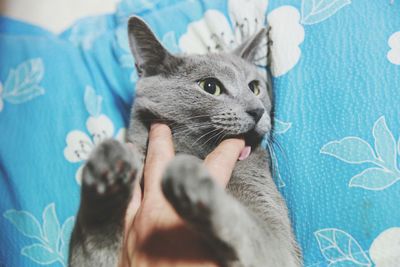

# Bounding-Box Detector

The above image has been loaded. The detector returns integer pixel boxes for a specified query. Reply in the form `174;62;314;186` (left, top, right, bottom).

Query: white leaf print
315;228;372;266
301;0;351;25
115;22;143;83
3;210;43;241
321;116;400;190
267;144;286;187
321;137;377;164
115;25;131;54
59;217;75;260
84;86;103;117
369;227;400;267
349;168;399;190
4;204;72;266
268;118;291;187
2;58;45;105
273;119;292;134
116;0;161;21
69;16;107;50
398;137;400;156
42;204;61;249
162;31;179;53
372;116;397;170
3;85;44;104
21;244;59;265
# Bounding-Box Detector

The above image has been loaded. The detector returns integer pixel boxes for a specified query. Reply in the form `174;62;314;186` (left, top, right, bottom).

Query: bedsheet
1;0;399;266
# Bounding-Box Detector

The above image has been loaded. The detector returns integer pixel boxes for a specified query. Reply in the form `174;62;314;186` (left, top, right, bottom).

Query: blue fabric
1;0;400;266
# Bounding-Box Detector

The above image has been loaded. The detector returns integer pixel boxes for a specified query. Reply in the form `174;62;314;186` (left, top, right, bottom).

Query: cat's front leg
69;139;140;267
161;154;282;267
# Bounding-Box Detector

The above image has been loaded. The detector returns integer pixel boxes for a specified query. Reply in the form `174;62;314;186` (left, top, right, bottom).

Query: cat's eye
198;78;223;96
249;81;261;96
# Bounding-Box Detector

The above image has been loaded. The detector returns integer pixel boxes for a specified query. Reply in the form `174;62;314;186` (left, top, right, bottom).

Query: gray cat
69;16;301;267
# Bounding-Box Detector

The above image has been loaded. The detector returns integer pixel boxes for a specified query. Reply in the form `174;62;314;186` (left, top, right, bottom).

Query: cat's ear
127;16;180;77
233;27;268;63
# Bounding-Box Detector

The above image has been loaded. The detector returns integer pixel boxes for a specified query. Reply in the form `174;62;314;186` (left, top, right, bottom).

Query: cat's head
128;16;271;152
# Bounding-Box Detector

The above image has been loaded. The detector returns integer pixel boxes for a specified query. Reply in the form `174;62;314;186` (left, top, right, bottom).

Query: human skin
119;123;245;267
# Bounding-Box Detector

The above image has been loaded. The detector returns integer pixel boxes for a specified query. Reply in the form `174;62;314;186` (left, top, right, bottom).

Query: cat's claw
82;139;138;198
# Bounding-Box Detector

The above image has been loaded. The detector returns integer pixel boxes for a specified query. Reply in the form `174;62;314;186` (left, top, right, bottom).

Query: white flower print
179;0;268;68
387;31;400;65
369;227;400;267
314;228;372;266
64;86;126;184
267;6;304;77
64;115;125;184
179;0;305;77
315;227;400;267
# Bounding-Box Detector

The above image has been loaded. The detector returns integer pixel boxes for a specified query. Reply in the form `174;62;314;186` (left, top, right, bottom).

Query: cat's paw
82;139;139;198
162;154;217;226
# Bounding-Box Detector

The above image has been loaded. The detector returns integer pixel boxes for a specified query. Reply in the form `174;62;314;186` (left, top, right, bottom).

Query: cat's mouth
239;146;252;161
235;130;263;161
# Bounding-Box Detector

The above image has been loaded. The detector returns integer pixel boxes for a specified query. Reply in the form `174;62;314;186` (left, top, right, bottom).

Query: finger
204;138;245;187
124;142;144;225
121;179;142;267
125;179;142;231
143;123;175;197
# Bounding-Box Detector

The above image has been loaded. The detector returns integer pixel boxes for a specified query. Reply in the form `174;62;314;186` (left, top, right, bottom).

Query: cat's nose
246;108;264;123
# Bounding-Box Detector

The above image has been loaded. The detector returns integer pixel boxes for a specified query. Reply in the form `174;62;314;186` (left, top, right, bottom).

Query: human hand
119;123;245;267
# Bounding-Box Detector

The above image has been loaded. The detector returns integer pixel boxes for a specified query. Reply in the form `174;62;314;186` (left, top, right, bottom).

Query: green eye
249;81;261;96
198;78;223;96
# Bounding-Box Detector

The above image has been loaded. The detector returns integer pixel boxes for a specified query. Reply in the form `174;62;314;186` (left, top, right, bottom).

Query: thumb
204;138;245;187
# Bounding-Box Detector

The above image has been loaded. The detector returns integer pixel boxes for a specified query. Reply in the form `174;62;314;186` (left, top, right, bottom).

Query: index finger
143;123;175;197
204;138;245;187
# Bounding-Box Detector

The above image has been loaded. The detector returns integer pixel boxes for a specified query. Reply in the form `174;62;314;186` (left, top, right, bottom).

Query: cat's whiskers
168;114;211;127
172;122;214;133
265;133;292;182
173;123;216;142
137;114;211;128
215;130;228;147
200;128;225;148
210;130;225;149
191;127;221;147
170;121;212;130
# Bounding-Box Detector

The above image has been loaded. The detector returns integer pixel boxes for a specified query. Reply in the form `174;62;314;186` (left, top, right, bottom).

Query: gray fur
69;16;301;267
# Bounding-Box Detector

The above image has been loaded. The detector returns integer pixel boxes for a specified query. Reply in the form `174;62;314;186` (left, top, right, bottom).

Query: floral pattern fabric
0;0;399;266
